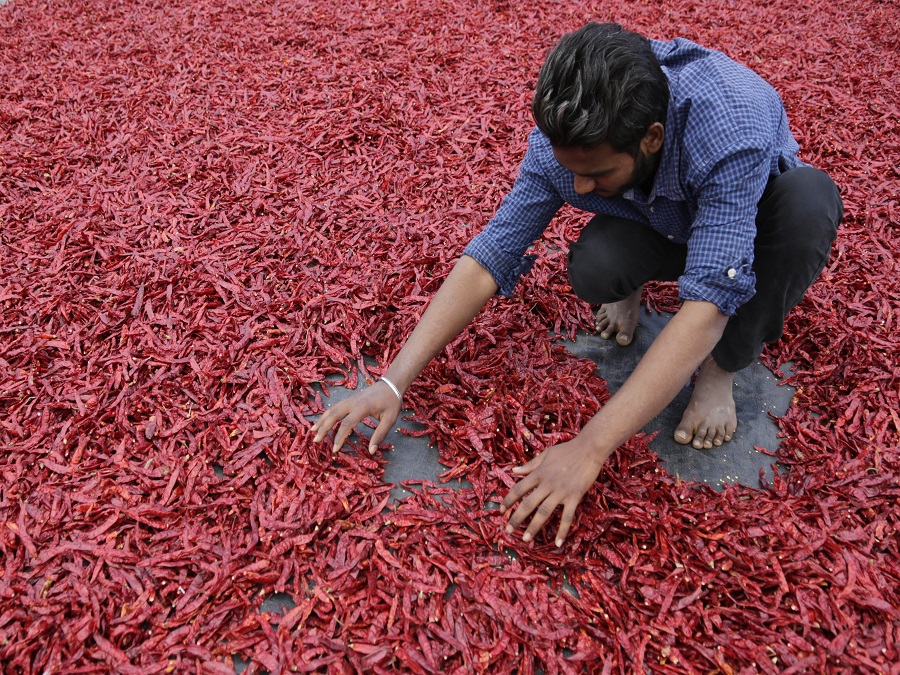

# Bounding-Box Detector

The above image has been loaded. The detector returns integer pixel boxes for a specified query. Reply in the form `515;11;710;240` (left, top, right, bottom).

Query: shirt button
727;268;737;278
667;235;674;240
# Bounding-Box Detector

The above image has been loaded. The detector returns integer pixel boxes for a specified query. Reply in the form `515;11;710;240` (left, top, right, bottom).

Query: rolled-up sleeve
463;130;564;296
679;143;771;316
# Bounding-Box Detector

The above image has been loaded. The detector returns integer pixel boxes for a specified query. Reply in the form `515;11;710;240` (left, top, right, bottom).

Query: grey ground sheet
559;309;794;489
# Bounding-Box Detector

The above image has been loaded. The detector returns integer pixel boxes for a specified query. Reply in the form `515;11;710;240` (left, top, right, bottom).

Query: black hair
532;22;669;154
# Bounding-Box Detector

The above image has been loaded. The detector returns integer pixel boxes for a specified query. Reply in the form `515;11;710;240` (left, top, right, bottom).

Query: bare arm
581;299;728;456
312;255;499;453
501;300;728;544
380;255;499;394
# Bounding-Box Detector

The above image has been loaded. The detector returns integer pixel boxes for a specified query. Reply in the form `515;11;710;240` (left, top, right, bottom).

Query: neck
638;151;662;194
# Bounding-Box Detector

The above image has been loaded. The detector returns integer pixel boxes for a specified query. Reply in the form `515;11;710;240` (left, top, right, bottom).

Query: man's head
532;22;669;154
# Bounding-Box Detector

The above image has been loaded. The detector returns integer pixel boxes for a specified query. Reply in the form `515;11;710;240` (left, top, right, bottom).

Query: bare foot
594;287;642;346
674;357;737;449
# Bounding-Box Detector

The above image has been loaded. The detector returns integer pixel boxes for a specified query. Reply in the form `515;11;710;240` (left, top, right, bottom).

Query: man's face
552;143;647;198
551;123;665;198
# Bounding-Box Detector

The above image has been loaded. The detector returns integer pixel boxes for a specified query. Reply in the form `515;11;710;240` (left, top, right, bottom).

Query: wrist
383;366;414;397
573;429;616;470
379;376;403;403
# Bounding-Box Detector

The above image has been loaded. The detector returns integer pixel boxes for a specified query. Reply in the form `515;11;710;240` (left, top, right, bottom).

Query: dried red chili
0;0;897;671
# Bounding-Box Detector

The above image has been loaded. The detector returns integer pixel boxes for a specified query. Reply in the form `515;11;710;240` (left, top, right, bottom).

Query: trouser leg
566;166;843;371
567;216;685;304
712;167;842;371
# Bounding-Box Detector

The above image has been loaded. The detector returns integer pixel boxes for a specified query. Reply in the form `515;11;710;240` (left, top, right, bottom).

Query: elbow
681;300;729;344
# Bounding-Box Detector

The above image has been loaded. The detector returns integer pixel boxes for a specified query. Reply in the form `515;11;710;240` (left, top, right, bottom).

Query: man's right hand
311;380;403;455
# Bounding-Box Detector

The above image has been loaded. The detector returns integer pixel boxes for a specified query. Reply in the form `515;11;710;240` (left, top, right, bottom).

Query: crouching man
314;23;843;545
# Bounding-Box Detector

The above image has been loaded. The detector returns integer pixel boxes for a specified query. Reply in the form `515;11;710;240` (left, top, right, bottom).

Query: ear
640;122;665;155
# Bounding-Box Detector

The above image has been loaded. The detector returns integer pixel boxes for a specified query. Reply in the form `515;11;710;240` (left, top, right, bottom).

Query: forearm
384;255;499;393
579;301;728;460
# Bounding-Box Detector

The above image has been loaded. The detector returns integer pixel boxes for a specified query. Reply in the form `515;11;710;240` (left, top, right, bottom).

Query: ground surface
323;311;792;500
1;0;898;673
560;312;793;490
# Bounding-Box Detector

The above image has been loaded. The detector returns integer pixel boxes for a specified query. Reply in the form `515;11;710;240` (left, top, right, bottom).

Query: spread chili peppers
0;0;897;672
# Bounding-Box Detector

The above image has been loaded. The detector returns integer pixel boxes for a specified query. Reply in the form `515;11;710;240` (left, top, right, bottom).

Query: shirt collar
623;128;682;205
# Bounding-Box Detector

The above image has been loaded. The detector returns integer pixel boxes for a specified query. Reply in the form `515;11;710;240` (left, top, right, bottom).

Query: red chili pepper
1;0;897;671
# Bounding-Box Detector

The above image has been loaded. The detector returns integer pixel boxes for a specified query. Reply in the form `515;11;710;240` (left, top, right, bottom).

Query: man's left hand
500;438;609;546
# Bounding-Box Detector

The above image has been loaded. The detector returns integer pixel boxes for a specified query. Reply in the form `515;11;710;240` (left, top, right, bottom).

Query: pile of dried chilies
0;0;897;672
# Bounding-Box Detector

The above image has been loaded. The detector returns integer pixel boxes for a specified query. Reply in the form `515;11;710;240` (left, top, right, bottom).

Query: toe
692;425;708;449
674;426;693;445
724;421;736;443
616;331;633;346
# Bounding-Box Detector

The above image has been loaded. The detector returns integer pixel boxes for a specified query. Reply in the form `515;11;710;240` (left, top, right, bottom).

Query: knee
567;214;669;304
764;167;843;246
567;246;632;304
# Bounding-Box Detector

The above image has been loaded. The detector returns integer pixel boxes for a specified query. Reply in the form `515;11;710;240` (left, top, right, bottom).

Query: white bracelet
379;376;403;403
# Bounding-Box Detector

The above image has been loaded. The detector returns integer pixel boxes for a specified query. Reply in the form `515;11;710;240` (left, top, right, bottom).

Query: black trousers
567;167;843;372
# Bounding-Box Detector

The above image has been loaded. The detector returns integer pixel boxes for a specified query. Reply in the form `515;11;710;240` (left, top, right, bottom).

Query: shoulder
657;38;784;122
652;38;775;95
654;39;791;176
524;127;566;178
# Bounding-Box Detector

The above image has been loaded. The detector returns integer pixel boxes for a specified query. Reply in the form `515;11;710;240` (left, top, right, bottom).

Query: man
312;23;843;545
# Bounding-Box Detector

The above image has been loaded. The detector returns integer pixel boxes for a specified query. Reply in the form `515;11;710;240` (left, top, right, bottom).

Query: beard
624;148;661;195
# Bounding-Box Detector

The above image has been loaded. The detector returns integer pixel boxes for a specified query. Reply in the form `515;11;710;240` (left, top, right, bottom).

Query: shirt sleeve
463;129;565;296
678;142;771;316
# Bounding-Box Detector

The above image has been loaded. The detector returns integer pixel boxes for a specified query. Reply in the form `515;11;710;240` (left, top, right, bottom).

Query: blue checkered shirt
463;38;802;316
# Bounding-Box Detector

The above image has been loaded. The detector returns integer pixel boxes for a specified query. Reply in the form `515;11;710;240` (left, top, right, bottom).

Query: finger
312;402;348;442
332;410;367;453
555;502;577;547
312;418;333;442
504;484;549;533
512;452;545;475
521;495;561;543
499;473;538;514
311;412;326;438
368;412;398;455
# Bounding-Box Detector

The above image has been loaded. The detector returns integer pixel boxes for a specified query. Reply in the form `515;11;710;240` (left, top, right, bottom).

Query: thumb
512;451;545;475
